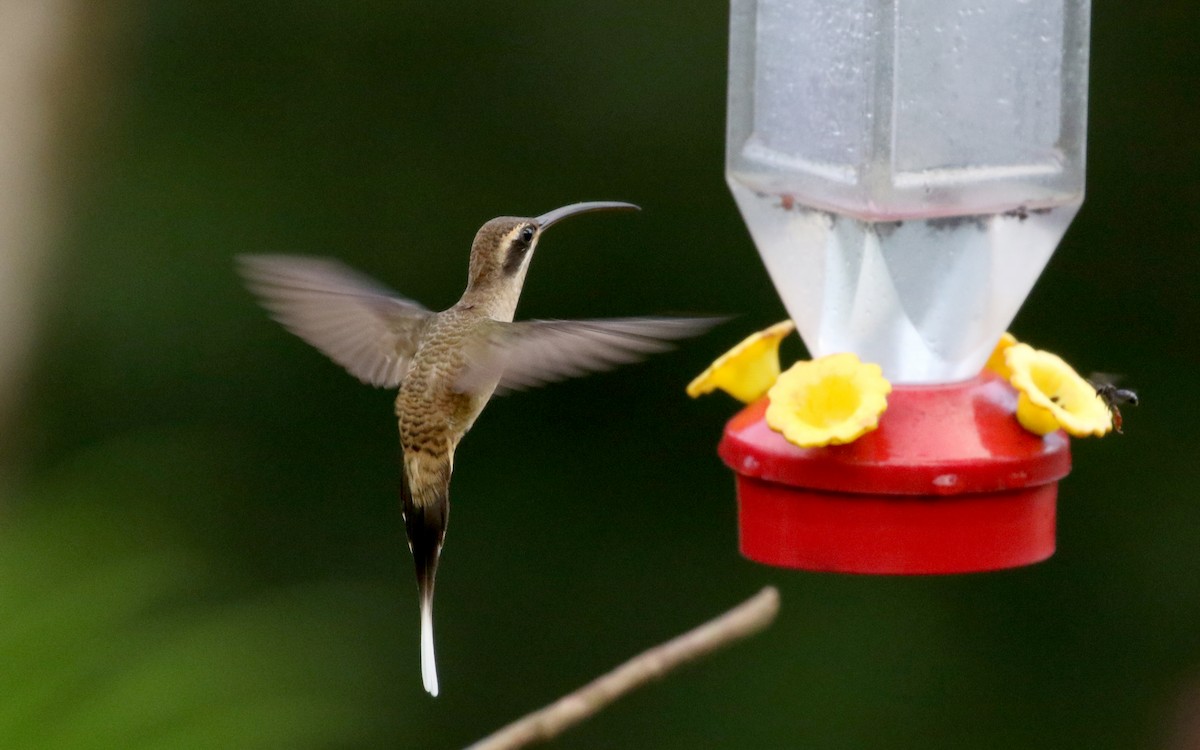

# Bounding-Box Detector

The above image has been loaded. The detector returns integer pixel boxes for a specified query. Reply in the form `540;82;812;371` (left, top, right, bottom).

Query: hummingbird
238;202;718;697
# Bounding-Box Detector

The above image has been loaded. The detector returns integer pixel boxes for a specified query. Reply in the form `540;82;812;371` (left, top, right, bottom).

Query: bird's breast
396;332;488;454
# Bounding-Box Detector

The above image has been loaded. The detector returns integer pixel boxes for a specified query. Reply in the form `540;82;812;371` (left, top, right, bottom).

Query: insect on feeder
719;0;1091;574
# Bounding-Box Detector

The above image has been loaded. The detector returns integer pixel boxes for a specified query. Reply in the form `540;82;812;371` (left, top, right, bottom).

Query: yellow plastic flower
765;353;892;448
985;331;1019;379
1005;343;1112;437
686;320;795;403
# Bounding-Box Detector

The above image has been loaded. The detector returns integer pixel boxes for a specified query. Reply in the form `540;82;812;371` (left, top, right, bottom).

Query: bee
1088;375;1139;434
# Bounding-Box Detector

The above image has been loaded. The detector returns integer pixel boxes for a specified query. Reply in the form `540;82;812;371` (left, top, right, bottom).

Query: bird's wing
237;254;432;388
456;316;723;395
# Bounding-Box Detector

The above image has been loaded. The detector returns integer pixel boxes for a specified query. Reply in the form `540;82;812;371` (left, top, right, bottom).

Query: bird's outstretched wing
237;254;432;388
456;316;723;395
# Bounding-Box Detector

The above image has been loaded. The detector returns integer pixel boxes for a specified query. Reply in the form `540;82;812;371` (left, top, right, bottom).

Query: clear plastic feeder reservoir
719;0;1090;573
728;0;1089;383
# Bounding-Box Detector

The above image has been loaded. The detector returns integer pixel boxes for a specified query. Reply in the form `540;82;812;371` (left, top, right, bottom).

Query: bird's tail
420;591;438;697
401;463;449;697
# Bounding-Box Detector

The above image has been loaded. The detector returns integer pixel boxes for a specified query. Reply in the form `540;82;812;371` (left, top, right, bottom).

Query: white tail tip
420;602;439;697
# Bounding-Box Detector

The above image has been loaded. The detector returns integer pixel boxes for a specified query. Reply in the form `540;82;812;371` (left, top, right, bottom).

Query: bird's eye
519;226;535;244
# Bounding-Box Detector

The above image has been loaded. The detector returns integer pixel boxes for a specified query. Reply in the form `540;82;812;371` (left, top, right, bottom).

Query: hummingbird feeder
716;0;1092;574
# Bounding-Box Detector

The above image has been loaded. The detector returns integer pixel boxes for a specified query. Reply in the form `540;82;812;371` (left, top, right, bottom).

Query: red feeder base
719;373;1071;575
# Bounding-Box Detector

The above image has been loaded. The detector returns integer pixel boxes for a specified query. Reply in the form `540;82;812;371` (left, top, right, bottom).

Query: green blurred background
2;1;1197;748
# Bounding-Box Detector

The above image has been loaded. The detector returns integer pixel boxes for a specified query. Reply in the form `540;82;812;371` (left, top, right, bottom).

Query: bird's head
465;202;639;315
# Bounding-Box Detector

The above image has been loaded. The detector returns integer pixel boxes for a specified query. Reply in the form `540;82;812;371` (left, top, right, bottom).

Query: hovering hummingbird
238;202;718;697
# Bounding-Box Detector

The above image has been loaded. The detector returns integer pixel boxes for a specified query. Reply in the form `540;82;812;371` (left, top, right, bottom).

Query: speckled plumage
238;202;720;698
397;218;531;505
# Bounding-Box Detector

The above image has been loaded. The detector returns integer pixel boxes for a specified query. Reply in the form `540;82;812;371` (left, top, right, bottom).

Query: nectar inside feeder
719;0;1091;574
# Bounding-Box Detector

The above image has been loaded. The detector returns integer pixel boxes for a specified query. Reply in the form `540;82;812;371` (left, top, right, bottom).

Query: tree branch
467;586;780;750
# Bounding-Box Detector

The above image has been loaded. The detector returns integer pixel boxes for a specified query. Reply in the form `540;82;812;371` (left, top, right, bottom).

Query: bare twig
467;586;780;750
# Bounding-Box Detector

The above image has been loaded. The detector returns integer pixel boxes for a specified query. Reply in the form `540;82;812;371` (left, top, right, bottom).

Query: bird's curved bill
535;201;640;230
